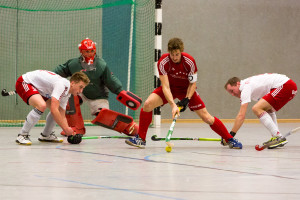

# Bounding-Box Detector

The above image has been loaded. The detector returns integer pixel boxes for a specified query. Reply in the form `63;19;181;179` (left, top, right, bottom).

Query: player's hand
64;127;75;136
221;131;236;146
176;97;190;112
171;105;180;119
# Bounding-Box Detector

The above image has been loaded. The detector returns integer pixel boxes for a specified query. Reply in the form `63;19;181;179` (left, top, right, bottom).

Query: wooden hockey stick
255;127;300;151
152;135;221;141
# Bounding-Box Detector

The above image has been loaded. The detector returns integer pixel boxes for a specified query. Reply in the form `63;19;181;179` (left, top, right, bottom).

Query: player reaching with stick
15;70;90;145
224;73;297;149
125;38;243;149
53;38;140;138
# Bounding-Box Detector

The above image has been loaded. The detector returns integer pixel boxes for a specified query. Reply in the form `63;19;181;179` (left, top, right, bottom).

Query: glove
176;97;190;112
221;131;236;146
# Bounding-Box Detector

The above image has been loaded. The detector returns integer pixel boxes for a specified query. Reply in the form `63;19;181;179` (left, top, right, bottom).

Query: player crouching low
125;37;243;149
61;90;141;144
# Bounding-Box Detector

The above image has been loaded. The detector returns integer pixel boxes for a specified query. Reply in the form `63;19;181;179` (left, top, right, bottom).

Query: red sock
138;108;152;141
210;117;232;141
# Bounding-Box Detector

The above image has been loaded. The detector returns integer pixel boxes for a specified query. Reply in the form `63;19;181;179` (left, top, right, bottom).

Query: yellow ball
165;146;172;153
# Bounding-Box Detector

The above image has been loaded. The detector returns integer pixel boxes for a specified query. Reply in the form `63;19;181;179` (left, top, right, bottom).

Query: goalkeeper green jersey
53;56;123;100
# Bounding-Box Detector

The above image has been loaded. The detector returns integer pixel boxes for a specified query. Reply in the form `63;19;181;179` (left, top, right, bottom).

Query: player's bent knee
251;106;260;116
36;103;47;112
142;100;155;112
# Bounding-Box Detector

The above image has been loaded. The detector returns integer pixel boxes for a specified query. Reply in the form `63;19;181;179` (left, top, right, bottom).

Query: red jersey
157;52;197;91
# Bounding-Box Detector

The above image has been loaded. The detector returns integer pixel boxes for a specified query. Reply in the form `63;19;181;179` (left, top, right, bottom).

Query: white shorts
79;93;109;115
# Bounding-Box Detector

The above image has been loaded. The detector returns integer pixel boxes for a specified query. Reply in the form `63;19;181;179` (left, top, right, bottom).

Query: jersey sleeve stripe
183;56;196;74
159;57;169;75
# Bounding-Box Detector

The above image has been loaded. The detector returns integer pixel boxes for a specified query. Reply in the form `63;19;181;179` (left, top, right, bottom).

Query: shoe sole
231;146;242;149
16;140;32;145
228;143;242;149
268;141;288;149
125;140;145;149
38;139;63;143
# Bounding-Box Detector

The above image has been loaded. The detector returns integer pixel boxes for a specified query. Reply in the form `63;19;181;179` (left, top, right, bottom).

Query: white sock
259;111;281;137
42;112;56;136
267;111;278;129
20;108;43;135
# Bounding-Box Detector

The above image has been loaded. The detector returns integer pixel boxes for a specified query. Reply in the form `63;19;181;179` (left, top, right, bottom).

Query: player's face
70;81;87;96
170;49;182;63
226;83;241;98
81;49;96;58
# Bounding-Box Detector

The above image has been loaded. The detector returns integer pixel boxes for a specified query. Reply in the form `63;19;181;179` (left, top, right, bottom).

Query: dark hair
224;77;240;89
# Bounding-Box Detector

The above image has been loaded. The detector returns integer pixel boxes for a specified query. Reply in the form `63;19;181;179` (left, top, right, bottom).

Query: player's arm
185;82;196;99
177;73;197;112
231;103;248;134
102;65;123;95
160;74;179;118
50;97;73;135
102;65;142;110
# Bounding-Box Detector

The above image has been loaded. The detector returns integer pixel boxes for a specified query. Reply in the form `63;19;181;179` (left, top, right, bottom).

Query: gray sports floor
1;122;300;200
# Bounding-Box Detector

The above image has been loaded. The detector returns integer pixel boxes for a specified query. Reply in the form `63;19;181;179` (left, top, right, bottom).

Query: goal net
0;0;154;127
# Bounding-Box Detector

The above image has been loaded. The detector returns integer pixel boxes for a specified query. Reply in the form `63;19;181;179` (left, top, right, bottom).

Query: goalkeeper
125;37;242;149
52;38;140;137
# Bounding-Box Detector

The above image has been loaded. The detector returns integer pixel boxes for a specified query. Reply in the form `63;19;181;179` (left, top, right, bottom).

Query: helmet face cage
78;38;96;65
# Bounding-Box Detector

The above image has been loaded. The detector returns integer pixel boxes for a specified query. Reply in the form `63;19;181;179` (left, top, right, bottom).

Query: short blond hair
70;72;90;85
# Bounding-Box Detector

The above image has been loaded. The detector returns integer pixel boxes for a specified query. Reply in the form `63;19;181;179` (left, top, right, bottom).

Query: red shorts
15;76;47;105
263;79;297;111
152;86;206;111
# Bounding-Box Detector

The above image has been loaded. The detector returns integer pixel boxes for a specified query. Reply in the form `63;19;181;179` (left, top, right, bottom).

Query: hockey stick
82;135;131;140
255;127;300;151
1;89;16;96
165;107;182;147
152;135;221;141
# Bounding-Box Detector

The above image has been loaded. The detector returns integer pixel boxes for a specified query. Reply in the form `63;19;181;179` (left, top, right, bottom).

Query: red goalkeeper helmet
78;38;96;65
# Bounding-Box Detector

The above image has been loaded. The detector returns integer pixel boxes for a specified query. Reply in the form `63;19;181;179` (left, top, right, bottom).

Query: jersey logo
292;90;297;95
188;75;193;82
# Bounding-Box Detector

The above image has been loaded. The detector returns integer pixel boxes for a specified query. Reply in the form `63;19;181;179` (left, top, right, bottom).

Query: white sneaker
16;134;32;145
38;132;63;143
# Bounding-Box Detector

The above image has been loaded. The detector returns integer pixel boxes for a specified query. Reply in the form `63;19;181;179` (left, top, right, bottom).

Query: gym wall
161;0;300;119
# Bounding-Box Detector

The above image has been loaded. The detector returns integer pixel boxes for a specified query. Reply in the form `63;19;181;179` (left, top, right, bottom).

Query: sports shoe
16;134;32;145
125;135;146;148
227;138;243;149
263;136;288;149
38;132;63;143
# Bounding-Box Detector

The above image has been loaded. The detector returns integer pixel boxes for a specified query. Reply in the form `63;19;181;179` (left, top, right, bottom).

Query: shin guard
210;117;231;141
91;108;138;136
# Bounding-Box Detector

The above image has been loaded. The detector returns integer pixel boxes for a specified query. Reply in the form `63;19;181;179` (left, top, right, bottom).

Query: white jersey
240;73;289;105
22;70;71;109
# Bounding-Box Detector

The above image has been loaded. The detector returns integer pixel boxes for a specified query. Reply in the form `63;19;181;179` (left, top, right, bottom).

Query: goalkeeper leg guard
91;108;138;136
61;95;85;135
